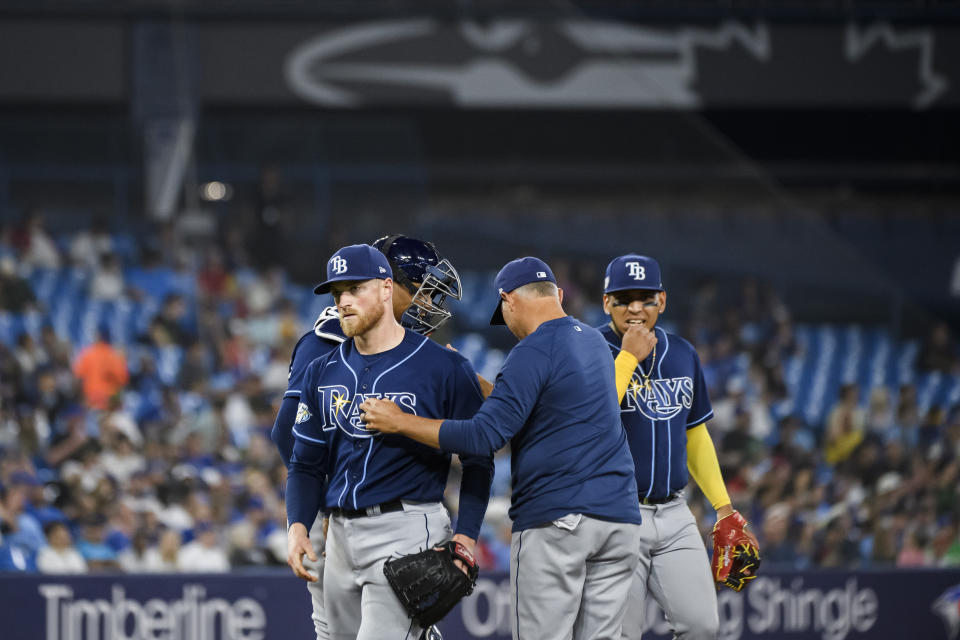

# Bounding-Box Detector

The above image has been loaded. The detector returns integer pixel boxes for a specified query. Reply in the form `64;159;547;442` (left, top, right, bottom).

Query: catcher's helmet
371;235;462;335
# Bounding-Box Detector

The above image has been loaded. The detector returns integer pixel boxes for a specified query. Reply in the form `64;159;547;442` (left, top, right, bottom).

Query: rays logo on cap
331;256;348;274
626;262;646;280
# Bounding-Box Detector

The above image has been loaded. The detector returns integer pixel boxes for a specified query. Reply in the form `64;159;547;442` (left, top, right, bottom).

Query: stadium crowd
1;212;959;575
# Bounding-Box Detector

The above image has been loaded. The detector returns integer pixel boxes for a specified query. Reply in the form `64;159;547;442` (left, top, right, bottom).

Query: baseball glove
384;540;479;627
712;511;761;592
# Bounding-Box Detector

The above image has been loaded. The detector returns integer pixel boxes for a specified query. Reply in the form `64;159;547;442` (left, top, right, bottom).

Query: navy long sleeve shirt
439;316;642;532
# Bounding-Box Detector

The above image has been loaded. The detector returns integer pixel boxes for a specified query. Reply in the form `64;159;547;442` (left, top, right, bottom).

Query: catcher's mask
372;234;462;335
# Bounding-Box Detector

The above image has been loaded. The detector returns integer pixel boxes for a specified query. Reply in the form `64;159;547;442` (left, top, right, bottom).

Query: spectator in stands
148;528;181;572
897;529;930;566
720;408;763;473
816;515;860;568
99;432;145;484
758;503;801;567
44;406;93;469
69;217;113;269
75;514;120;571
90;254;125;301
117;529;160;573
228;521;267;567
177;521;229;572
825;383;866;465
865;387;894;436
39;324;71;369
36;520;87;574
918;407;946;450
0;256;36;312
196;248;233;300
72;324;128;410
918;322;959;374
155;293;193;347
32;366;71;435
13;332;42;379
0;475;46;557
177;341;212;392
17;211;61;270
893;384;921;443
931;523;960;567
867;519;898;565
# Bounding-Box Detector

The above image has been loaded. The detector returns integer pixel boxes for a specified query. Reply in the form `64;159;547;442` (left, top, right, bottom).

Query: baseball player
270;235;462;640
599;254;759;640
284;243;494;640
362;257;643;640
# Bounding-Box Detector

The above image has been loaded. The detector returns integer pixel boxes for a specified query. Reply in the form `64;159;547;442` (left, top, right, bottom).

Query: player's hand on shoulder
622;324;657;362
287;522;318;582
358;397;402;433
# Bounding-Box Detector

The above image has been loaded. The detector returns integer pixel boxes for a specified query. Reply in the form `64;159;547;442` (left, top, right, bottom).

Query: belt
332;499;405;519
639;492;680;506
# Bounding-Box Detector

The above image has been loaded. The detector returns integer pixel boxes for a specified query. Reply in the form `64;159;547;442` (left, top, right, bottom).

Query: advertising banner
1;569;959;640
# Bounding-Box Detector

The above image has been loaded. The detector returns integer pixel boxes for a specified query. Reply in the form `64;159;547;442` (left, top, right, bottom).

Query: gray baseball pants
304;512;330;640
324;501;453;640
510;514;642;640
620;495;719;640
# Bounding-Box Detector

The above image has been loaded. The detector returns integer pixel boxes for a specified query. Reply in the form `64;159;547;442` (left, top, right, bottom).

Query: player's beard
341;303;386;338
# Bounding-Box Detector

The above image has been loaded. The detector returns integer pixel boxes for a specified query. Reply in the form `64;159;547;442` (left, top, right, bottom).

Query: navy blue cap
490;257;557;325
314;244;393;294
604;254;664;294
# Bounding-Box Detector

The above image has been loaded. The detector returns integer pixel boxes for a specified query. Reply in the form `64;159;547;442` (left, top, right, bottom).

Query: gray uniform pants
620;496;719;640
324;501;452;640
304;513;330;640
510;514;642;640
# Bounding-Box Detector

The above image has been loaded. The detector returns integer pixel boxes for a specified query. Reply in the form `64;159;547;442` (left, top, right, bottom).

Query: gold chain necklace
638;344;657;392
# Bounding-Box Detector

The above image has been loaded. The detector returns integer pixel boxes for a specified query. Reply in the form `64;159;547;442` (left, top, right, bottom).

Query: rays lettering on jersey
623;374;694;421
314;385;417;438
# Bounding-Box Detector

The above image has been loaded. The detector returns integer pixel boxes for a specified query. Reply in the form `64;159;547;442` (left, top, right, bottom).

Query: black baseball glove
384;540;479;627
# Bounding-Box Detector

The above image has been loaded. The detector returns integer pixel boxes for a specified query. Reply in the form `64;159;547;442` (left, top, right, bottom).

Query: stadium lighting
200;181;233;201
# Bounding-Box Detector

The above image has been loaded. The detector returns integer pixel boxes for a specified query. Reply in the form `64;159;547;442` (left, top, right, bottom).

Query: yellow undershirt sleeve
614;351;639;403
686;423;731;510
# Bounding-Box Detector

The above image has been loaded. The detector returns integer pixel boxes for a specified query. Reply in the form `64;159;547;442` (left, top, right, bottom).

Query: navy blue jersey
440;316;642;532
287;329;493;539
598;324;714;500
270;306;346;465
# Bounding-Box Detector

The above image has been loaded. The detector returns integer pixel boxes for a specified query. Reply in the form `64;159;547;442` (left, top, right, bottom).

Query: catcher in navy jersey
269;235;463;640
600;254;760;640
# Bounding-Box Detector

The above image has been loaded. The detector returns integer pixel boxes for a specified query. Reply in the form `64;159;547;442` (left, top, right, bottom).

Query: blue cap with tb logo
314;244;393;294
604;254;664;294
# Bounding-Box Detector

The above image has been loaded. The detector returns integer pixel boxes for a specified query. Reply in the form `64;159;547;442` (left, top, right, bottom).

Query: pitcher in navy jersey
273;237;470;640
362;257;643;640
284;244;492;640
599;254;758;640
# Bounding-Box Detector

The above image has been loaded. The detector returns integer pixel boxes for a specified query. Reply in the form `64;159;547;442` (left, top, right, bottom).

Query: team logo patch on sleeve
295;402;313;424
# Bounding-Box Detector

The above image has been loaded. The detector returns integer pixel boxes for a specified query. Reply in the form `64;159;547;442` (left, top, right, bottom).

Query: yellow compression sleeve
686;423;731;510
614;351;639;403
